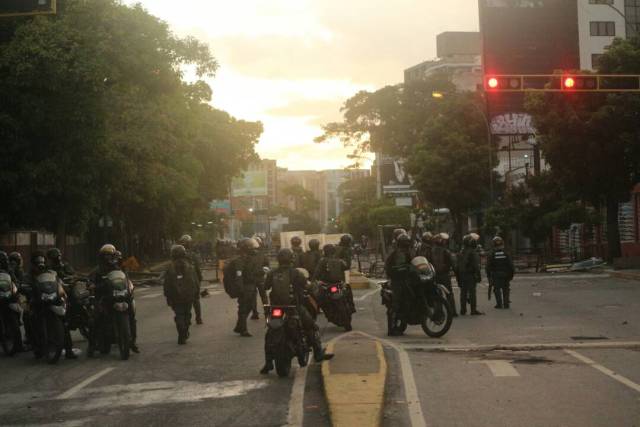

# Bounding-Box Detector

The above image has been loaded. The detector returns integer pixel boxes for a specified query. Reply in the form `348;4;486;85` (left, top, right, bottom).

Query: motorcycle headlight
113;290;128;298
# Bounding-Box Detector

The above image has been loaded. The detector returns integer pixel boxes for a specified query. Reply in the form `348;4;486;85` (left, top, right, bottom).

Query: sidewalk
322;332;387;427
608;269;640;281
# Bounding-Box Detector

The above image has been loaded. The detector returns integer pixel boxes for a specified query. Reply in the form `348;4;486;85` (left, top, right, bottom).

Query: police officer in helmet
458;234;483;316
164;245;199;344
179;234;204;325
486;236;515;309
290;236;304;268
385;233;413;335
230;237;264;337
46;248;78;359
261;248;333;374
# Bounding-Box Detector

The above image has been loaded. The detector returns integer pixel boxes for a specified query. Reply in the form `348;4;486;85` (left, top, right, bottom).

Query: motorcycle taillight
272;308;283;318
330;286;338;293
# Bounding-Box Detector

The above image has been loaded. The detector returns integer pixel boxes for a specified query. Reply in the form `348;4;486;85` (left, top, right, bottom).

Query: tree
0;0;261;256
319;75;494;243
526;37;640;260
282;184;320;213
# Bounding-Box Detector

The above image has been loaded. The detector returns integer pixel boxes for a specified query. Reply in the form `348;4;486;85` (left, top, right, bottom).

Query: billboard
0;0;56;17
209;200;231;215
231;171;268;197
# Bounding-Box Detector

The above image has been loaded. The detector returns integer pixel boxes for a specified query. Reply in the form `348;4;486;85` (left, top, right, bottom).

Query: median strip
322;332;387;427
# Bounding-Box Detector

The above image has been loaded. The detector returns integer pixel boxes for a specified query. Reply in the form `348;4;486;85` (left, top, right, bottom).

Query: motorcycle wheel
115;312;131;361
342;302;353;332
276;355;292;377
421;294;453;338
45;313;64;364
1;312;21;356
297;349;310;367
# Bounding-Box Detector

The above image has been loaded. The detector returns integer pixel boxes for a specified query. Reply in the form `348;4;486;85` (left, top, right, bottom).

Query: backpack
325;258;345;283
269;268;293;305
223;259;243;299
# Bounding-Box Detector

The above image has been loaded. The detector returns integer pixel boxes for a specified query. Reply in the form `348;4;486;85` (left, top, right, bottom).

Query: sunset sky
127;0;479;170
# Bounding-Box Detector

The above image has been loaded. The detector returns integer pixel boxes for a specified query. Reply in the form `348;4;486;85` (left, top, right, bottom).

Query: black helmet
308;239;320;251
393;228;407;241
8;252;22;267
421;232;433;244
46;248;62;264
277;248;294;266
171;244;187;259
339;234;353;246
31;251;47;271
238;237;259;253
323;244;336;257
290;236;302;247
397;233;411;248
0;251;8;270
179;234;193;248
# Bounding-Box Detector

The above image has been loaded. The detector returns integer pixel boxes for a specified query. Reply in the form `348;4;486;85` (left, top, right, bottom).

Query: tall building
404;31;482;91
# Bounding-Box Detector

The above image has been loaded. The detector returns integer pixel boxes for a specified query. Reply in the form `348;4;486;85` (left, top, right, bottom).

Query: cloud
129;0;479;169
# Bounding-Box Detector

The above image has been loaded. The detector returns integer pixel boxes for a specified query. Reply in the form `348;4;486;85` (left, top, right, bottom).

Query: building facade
578;0;629;70
404;31;482;91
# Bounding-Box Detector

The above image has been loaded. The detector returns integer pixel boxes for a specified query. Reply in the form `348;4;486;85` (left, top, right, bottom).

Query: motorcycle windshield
0;272;12;293
106;270;128;291
36;272;58;294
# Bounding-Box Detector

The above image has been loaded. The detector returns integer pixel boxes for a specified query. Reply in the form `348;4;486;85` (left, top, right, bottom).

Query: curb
610;270;640;281
321;332;387;427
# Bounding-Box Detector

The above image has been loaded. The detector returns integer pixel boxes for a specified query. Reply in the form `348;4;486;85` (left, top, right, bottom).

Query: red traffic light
488;77;499;89
563;77;575;89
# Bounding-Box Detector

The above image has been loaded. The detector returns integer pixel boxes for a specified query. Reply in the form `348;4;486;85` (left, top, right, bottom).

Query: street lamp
432;91;494;201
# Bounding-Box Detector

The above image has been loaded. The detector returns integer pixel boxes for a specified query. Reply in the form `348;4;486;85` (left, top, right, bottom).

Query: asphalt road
0;270;639;427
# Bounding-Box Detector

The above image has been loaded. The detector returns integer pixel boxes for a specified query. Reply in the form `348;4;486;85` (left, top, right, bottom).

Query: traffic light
484;74;640;92
0;0;56;18
561;75;598;91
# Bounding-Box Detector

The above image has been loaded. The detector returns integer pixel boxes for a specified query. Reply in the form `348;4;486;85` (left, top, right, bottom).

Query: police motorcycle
380;257;453;338
263;302;312;377
0;272;22;356
95;270;134;360
31;271;67;363
317;281;352;331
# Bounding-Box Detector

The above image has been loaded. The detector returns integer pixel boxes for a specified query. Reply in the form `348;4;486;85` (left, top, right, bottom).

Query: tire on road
421;294;453;338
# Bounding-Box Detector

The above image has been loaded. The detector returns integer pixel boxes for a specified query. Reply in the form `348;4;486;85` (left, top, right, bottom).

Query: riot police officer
486;236;515;309
251;236;270;320
8;252;24;284
417;232;434;261
261;249;333;374
458;234;483;316
229;238;264;337
164;245;199;344
46;248;78;359
290;236;304;268
179;234;204;325
302;238;322;277
385;233;413;335
431;233;457;316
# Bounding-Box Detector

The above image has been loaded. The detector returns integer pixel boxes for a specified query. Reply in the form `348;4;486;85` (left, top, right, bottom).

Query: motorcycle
96;270;133;360
380;264;453;338
317;282;352;331
32;272;67;364
0;272;22;356
264;304;311;377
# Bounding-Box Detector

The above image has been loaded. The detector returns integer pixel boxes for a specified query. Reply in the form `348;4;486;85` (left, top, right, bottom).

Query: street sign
0;0;56;17
484;74;640;92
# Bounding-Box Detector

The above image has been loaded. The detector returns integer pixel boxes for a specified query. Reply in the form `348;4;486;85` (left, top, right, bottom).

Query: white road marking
471;360;520;377
356;331;427;427
287;367;308;427
57;367;116;400
62;380;270;412
564;349;640;393
140;293;162;299
515;274;610;280
355;288;380;302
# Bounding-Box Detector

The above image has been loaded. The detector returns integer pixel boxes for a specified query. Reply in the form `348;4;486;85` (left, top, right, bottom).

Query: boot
260;359;274;374
313;345;335;362
494;288;503;309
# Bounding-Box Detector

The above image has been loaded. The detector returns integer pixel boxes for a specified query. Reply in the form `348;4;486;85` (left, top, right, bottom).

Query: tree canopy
525;37;640;259
0;0;261;253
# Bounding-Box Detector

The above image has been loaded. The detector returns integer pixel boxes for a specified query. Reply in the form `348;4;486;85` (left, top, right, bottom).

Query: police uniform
486;248;515;308
231;252;264;335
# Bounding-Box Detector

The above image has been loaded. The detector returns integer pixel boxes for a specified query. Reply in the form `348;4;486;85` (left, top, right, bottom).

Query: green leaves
0;0;259;242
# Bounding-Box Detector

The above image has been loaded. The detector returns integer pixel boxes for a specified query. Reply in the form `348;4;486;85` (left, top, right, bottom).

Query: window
591;54;603;69
627;0;640;37
590;21;616;36
589;0;614;4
